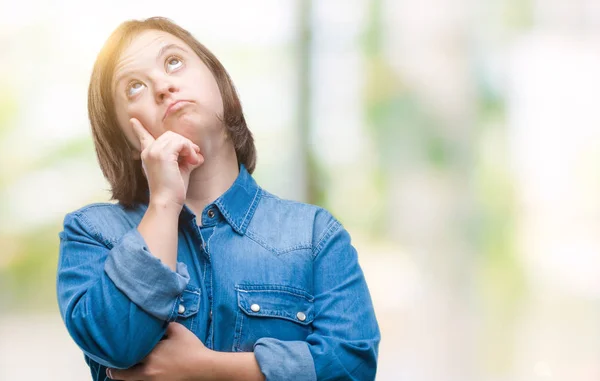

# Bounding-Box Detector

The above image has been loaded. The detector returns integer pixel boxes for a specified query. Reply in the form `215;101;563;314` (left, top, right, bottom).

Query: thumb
166;322;185;336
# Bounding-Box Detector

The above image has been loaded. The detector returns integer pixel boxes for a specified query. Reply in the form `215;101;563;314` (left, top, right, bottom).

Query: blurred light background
1;0;599;380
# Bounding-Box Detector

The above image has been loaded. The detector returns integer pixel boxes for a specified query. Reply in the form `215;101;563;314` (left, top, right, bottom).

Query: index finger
130;118;154;151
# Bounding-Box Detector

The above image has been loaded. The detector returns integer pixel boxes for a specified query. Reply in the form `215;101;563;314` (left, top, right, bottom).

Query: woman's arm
206;352;265;381
57;121;205;369
131;117;203;271
137;199;180;270
106;322;265;381
57;210;193;369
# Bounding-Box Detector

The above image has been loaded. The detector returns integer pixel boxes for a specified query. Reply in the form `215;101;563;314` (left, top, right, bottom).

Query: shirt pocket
233;285;314;352
173;284;201;332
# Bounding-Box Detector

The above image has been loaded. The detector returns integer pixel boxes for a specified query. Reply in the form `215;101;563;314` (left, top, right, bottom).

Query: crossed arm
106;322;263;381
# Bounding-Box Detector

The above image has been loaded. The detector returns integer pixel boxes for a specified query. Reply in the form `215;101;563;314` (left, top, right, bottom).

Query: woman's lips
163;100;192;120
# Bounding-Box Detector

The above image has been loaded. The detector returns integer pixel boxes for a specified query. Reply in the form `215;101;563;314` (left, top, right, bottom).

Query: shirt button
296;311;307;322
209;310;213;319
178;304;186;314
250;304;261;312
207;209;215;218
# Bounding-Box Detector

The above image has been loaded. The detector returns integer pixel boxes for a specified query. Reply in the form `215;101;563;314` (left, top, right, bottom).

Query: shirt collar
205;164;261;235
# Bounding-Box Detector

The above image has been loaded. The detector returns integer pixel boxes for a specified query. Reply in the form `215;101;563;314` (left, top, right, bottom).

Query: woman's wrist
201;350;265;381
138;197;182;271
148;196;183;216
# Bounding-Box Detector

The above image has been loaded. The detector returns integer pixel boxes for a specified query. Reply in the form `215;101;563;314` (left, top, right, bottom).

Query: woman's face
112;29;224;154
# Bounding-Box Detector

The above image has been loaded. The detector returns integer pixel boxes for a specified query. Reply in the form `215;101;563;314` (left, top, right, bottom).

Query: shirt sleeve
57;211;193;369
104;228;190;321
253;212;380;381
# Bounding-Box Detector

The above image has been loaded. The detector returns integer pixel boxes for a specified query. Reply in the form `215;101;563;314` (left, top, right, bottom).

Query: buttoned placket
196;207;219;349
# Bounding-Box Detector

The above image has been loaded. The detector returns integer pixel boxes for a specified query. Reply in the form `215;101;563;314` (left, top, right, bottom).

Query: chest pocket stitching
233;286;315;352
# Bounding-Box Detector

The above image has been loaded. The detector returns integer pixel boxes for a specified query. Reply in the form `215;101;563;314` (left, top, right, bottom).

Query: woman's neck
184;142;239;218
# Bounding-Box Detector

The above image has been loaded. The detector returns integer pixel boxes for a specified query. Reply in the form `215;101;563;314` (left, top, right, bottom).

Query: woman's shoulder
250;189;343;247
258;189;336;221
65;201;147;220
60;202;147;243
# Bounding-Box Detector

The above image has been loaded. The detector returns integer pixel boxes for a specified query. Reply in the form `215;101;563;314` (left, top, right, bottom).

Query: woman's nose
154;79;178;102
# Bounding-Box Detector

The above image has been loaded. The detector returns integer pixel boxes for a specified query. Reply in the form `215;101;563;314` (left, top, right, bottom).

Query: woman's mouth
163;100;193;121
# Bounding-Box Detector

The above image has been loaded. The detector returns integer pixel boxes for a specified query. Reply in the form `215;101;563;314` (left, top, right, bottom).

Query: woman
57;17;380;381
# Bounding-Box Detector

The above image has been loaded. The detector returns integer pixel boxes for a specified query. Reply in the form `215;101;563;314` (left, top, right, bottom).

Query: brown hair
88;17;256;207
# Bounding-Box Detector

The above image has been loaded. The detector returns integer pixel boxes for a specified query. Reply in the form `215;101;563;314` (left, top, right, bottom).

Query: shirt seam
74;212;112;247
313;219;341;259
244;230;312;255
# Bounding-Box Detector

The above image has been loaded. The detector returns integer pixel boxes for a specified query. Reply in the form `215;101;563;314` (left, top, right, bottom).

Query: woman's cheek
127;105;154;134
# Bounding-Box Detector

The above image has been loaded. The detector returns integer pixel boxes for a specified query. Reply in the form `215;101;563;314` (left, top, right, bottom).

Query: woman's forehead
120;30;186;64
113;30;190;84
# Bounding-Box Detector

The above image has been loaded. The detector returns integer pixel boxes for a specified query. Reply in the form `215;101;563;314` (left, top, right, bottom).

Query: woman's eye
166;56;183;72
126;81;145;97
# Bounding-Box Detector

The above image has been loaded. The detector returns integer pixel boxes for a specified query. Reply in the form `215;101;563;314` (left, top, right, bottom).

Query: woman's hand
132;118;204;210
106;322;210;381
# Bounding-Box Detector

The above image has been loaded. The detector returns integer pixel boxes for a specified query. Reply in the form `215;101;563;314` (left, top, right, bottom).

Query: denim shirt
56;165;380;380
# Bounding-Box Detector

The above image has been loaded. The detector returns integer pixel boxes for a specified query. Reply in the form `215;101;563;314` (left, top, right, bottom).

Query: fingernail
106;368;113;379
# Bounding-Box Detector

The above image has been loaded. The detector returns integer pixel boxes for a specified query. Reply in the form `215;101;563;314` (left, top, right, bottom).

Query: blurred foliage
0;81;18;223
472;74;526;375
361;0;395;239
0;225;62;313
0;85;18;138
363;0;462;173
299;0;329;210
0;72;92;312
362;0;529;376
503;0;534;30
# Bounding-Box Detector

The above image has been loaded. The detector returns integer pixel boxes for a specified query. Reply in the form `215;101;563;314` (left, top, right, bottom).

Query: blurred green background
1;0;600;380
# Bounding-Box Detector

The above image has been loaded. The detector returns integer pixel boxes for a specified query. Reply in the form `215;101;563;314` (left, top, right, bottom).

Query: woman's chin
164;112;197;133
165;114;216;148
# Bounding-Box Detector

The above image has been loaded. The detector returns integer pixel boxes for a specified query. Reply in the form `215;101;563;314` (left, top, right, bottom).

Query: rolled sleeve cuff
104;229;190;321
253;338;317;381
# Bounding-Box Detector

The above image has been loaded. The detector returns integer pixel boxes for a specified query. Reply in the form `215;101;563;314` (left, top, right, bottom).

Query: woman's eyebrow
156;43;188;62
114;43;189;87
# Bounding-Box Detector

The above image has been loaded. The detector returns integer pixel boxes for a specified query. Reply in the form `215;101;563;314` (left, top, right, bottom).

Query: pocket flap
236;285;314;325
177;284;201;318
